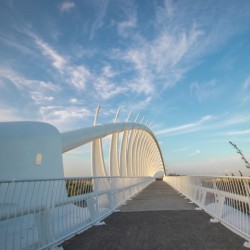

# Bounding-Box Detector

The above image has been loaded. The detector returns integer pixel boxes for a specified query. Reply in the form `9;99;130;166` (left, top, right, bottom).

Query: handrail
0;176;154;250
164;176;250;247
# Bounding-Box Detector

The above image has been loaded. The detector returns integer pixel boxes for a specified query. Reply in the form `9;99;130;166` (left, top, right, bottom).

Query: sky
1;0;250;177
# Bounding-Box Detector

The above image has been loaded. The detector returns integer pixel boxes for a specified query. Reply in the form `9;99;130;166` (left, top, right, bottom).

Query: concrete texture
62;181;245;250
120;181;196;211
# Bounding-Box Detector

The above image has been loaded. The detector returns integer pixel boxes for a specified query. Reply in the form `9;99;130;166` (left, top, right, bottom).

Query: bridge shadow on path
62;181;245;250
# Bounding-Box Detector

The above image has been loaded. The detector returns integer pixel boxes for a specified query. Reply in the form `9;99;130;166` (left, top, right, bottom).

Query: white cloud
39;105;92;129
117;15;137;37
243;75;250;90
190;149;201;156
102;65;115;78
164;0;175;19
68;66;91;90
0;67;61;107
228;129;250;135
0;67;61;93
0;105;22;121
129;78;154;95
70;98;78;104
94;78;128;100
60;2;75;13
222;114;250;127
89;0;109;40
28;33;92;91
0;32;34;55
33;36;66;71
171;147;189;153
155;0;175;24
121;23;204;94
122;96;152;112
190;79;220;102
124;49;147;73
157;115;214;135
115;0;137;37
239;96;250;106
30;91;54;104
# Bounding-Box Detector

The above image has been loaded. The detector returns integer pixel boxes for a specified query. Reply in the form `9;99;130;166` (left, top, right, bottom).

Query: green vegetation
66;179;93;197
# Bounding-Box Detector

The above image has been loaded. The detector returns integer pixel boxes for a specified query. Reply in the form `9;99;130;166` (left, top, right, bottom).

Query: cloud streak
94;78;128;100
190;79;221;102
88;0;109;40
0;105;23;121
157;115;214;135
227;129;250;135
27;32;92;91
243;76;250;90
0;67;60;95
34;36;66;70
60;2;75;13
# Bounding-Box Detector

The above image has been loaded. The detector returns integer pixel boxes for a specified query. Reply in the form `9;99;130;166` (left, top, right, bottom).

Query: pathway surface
62;181;245;250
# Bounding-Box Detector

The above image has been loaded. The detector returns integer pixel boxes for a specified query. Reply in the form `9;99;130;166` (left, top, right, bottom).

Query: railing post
35;209;55;248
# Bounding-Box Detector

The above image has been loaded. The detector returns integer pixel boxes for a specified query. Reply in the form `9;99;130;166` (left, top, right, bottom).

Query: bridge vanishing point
0;108;250;249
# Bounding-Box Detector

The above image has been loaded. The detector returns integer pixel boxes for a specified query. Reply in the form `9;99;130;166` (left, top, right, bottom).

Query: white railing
0;176;154;250
164;176;250;247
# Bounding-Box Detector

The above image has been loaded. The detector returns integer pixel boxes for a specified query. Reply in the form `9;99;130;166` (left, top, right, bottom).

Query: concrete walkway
62;181;245;250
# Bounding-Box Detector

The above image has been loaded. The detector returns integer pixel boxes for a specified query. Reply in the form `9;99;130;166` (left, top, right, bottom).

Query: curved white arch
61;122;166;177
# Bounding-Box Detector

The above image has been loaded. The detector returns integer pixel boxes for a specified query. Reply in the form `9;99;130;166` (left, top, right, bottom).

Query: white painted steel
0;120;165;180
0;177;154;250
164;176;250;244
62;122;166;177
110;133;120;176
0;113;165;249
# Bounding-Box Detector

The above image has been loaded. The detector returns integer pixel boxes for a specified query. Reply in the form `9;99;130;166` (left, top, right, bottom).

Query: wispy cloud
128;77;154;95
102;65;116;78
222;114;250;127
190;79;221;102
0;66;61;110
0;66;60;95
94;78;128;100
171;147;189;153
118;22;204;100
243;75;250;90
39;105;92;130
238;75;250;106
121;96;152;113
117;15;137;37
115;0;137;37
67;66;91;90
227;129;250;135
27;32;92;91
0;32;34;55
190;149;201;156
32;35;66;71
30;91;54;104
88;0;109;40
0;105;22;121
59;2;75;13
157;115;214;135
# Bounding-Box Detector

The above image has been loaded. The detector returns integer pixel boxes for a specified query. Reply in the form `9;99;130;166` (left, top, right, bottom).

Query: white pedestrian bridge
0;114;250;249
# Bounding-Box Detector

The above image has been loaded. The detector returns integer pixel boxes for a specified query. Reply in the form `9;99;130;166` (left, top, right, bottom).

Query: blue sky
1;0;250;176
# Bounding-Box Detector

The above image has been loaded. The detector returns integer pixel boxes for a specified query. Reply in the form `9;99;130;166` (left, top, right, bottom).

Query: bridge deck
62;181;245;250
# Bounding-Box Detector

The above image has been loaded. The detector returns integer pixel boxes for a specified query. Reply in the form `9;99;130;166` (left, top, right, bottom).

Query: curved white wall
0;122;64;180
0;121;166;180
